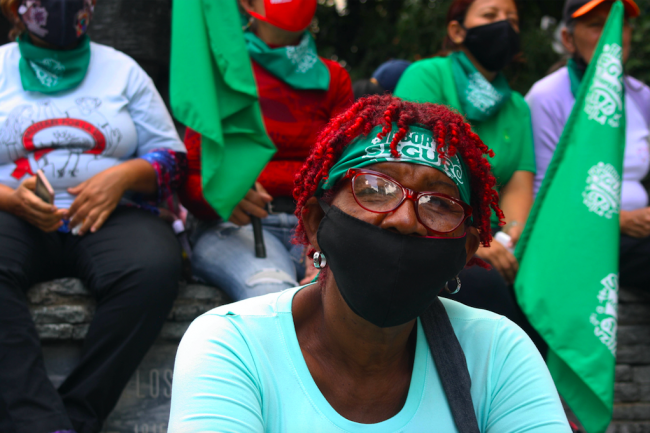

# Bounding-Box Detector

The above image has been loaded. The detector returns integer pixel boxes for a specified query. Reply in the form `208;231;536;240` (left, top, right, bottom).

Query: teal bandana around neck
567;58;586;98
244;31;330;91
17;35;91;94
318;124;471;205
450;51;512;122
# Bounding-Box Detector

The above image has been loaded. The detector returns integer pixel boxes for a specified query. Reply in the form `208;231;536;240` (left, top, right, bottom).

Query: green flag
170;0;276;219
514;3;626;432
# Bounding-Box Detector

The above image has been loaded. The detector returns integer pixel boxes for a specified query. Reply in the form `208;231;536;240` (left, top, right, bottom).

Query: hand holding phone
35;170;55;205
10;173;65;232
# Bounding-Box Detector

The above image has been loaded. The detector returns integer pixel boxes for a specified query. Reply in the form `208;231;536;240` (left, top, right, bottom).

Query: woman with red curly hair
169;96;570;432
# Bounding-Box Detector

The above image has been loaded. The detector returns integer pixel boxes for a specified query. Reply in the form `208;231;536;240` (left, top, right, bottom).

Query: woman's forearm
0;184;17;214
111;158;158;195
499;170;534;228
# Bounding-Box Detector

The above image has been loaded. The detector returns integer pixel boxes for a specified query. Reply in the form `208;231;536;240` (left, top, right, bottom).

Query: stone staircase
29;278;229;433
28;279;650;433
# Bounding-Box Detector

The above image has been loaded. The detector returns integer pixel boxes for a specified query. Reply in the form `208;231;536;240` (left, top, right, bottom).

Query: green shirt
394;56;536;228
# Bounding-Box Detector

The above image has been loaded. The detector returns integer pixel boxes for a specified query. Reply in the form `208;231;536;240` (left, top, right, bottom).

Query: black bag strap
420;297;480;433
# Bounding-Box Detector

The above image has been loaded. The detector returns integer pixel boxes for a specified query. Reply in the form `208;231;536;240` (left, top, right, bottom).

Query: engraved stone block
27;278;91;306
619;326;650;346
613;403;650;420
635;367;650;384
171;303;217;322
73;324;90;340
617;365;633;382
159;322;191;341
37;324;74;340
177;282;229;302
31;305;93;324
618;304;650;326
618;345;650;364
47;278;90;296
606;422;650;433
616;383;640;403
619;287;650;303
43;342;178;433
640;385;650;403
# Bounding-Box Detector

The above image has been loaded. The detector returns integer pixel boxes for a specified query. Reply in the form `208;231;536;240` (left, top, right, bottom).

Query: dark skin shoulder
293;162;480;423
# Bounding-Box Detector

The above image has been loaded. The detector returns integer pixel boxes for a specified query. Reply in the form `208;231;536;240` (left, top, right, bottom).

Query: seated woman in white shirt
168;95;570;433
526;0;650;290
0;1;186;432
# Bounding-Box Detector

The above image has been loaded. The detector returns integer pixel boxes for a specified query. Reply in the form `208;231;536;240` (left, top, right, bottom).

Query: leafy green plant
627;8;650;84
314;0;648;95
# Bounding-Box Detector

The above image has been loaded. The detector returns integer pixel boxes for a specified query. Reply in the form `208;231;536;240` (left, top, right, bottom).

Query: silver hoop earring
445;276;461;295
313;251;327;269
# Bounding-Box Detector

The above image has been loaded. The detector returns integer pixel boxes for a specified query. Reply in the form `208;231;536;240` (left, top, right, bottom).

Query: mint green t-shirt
394;56;536;228
169;286;570;433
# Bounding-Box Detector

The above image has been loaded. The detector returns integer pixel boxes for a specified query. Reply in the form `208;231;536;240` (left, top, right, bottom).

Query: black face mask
316;202;468;328
462;20;520;72
19;0;93;48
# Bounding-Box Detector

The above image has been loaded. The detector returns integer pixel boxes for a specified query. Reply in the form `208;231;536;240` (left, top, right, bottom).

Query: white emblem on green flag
582;162;621;219
589;273;618;356
585;44;624;128
514;3;627;432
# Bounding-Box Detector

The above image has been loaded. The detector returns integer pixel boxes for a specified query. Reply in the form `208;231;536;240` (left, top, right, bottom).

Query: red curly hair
292;95;504;268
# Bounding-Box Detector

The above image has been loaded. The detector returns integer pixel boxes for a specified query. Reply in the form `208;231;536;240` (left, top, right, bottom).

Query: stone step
28;278;230;433
25;279;650;432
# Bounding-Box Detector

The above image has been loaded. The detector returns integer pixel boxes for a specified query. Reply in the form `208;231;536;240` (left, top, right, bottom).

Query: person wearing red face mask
526;0;649;292
179;0;353;302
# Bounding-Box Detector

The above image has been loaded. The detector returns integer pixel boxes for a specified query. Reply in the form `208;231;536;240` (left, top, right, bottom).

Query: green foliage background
314;0;650;95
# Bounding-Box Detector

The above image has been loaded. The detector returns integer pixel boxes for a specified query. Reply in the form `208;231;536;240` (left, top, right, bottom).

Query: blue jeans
191;214;305;301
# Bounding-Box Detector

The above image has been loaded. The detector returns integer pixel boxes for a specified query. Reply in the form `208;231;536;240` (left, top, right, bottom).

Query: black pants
441;234;650;359
440;264;548;357
0;208;181;433
620;234;650;289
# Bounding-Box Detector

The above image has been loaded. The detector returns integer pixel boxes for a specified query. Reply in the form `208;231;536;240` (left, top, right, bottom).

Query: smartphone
34;170;54;204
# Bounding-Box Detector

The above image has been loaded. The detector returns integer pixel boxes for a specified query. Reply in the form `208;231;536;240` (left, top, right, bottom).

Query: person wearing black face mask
0;1;188;433
527;1;650;301
394;0;545;354
168;95;571;432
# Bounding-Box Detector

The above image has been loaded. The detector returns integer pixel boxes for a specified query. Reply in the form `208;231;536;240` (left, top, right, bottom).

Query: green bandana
244;31;330;91
567;58;586;99
318;124;471;205
450;51;512;122
17;35;91;94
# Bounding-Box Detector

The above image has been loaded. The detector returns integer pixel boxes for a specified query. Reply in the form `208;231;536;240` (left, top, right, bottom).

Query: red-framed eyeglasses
346;168;472;234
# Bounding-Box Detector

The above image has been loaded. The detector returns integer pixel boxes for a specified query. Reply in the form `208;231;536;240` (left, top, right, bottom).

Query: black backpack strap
420;297;480;433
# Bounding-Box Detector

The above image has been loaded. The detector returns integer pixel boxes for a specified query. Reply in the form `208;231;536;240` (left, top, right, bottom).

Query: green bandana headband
244;31;330;91
17;35;91;94
318;124;471;205
450;51;512;122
